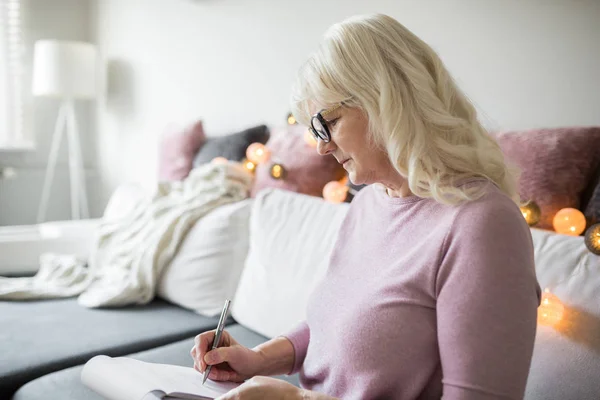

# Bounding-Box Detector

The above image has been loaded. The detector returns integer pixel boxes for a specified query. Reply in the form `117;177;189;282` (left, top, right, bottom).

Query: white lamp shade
32;40;98;99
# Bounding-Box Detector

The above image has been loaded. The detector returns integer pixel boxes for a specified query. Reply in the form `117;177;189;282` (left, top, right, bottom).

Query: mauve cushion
158;120;206;181
193;125;270;166
250;125;346;198
495;127;600;230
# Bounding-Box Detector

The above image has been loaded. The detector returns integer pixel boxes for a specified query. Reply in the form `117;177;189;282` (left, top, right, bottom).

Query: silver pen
202;299;232;385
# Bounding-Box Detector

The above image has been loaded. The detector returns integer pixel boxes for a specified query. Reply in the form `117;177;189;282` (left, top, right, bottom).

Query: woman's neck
383;175;413;198
385;185;413;198
379;163;413;198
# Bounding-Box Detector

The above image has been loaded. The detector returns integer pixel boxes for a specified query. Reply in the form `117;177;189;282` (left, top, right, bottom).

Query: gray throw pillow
346;182;368;203
581;163;600;226
193;125;270;167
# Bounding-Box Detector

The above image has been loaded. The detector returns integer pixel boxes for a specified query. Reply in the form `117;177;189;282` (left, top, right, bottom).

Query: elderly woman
191;13;540;400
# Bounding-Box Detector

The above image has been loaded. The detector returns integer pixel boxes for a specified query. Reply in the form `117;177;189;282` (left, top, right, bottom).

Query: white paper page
81;355;240;400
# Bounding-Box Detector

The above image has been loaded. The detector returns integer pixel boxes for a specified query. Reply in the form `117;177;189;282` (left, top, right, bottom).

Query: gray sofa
1;297;298;399
2;187;600;400
10;322;298;400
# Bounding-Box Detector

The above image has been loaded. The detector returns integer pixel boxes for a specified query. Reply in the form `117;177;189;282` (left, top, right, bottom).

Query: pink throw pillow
495;126;600;230
158;120;206;181
250;125;346;198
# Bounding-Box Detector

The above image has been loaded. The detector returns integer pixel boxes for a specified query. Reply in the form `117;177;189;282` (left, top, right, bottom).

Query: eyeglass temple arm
320;103;343;117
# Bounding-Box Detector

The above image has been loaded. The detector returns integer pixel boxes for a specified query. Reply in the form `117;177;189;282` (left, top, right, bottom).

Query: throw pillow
192;125;270;166
231;189;350;338
250;125;346;198
158;120;206;181
156;199;252;317
495;127;600;230
525;228;600;400
581;164;600;225
346;182;368;202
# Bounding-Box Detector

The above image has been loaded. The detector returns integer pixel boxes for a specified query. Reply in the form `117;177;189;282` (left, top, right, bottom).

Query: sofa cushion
12;324;299;400
525;228;600;399
158;120;206;181
232;189;349;338
0;298;225;398
193;125;270;166
495;126;600;230
157;199;253;317
581;164;600;225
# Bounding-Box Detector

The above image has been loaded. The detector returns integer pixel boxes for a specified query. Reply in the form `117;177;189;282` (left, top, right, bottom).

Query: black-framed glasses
309;103;342;143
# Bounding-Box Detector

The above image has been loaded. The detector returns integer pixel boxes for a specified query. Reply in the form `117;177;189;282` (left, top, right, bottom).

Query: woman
191;14;540;400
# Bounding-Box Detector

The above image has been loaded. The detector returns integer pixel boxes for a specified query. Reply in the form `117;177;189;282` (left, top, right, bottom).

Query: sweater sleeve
282;321;310;375
436;200;541;399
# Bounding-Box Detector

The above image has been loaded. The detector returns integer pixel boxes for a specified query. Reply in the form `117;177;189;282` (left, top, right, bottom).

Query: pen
202;299;232;385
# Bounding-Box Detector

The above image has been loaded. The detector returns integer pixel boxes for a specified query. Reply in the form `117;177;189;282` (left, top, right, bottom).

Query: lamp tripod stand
37;99;89;223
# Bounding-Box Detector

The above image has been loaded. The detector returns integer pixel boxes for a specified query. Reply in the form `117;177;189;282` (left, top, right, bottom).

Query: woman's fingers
193;331;217;370
191;330;246;382
190;344;204;371
209;367;236;382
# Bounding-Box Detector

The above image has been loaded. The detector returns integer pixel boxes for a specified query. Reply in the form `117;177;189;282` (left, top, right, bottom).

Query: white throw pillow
157;199;252;317
231;189;349;338
103;182;149;221
525;228;600;400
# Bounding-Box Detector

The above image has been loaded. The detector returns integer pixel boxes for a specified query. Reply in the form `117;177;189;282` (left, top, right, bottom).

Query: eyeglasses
309;103;342;143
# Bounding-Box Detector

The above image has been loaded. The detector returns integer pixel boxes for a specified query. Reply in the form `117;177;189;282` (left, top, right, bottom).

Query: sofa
2;184;600;399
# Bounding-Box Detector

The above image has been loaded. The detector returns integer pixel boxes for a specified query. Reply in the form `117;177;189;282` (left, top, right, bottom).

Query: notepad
81;355;240;400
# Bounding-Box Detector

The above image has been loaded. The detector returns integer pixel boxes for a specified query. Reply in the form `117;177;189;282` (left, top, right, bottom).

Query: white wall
0;0;100;226
93;0;600;206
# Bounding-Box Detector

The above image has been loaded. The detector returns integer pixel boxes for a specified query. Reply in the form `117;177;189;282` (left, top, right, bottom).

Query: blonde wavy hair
290;14;519;205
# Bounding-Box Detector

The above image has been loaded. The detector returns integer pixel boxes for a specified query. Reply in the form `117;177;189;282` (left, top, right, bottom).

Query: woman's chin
348;172;373;187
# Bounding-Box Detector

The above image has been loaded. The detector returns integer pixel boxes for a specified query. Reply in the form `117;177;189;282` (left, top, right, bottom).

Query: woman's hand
190;329;265;382
216;376;305;400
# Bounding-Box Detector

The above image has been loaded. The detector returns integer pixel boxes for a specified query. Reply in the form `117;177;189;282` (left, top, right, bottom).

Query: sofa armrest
0;219;100;276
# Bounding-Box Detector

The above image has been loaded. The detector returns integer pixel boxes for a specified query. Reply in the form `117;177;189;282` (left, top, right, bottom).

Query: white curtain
0;0;23;147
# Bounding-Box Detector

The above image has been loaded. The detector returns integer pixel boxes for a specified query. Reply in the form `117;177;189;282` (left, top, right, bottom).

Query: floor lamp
32;40;98;223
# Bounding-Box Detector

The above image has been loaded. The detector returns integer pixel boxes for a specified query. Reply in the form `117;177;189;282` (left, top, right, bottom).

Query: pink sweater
285;181;540;400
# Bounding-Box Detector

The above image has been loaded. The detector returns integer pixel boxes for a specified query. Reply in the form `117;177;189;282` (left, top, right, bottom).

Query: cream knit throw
0;162;253;307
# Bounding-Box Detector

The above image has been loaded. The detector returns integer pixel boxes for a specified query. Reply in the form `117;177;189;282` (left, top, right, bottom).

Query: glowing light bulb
537;288;565;327
584;223;600;255
246;143;271;165
519;201;541;226
323;181;349;203
270;163;286;180
287;113;297;125
211;157;228;165
553;208;586;236
241;158;256;173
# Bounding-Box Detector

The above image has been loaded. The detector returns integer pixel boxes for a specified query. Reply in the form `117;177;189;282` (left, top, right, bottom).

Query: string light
537;288;565;327
211;157;228;165
323;181;349;203
584;223;600;255
287;112;297;125
520;201;541;226
270;163;286;180
553;208;586;236
241;158;256;173
246;143;271;165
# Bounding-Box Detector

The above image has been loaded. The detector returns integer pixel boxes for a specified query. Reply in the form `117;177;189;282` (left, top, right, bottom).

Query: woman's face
315;106;394;186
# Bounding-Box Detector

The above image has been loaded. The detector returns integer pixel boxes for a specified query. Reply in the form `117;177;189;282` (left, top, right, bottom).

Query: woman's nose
317;139;335;156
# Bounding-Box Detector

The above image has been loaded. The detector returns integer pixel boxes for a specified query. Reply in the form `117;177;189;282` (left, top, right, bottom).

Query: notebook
81;355;241;400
